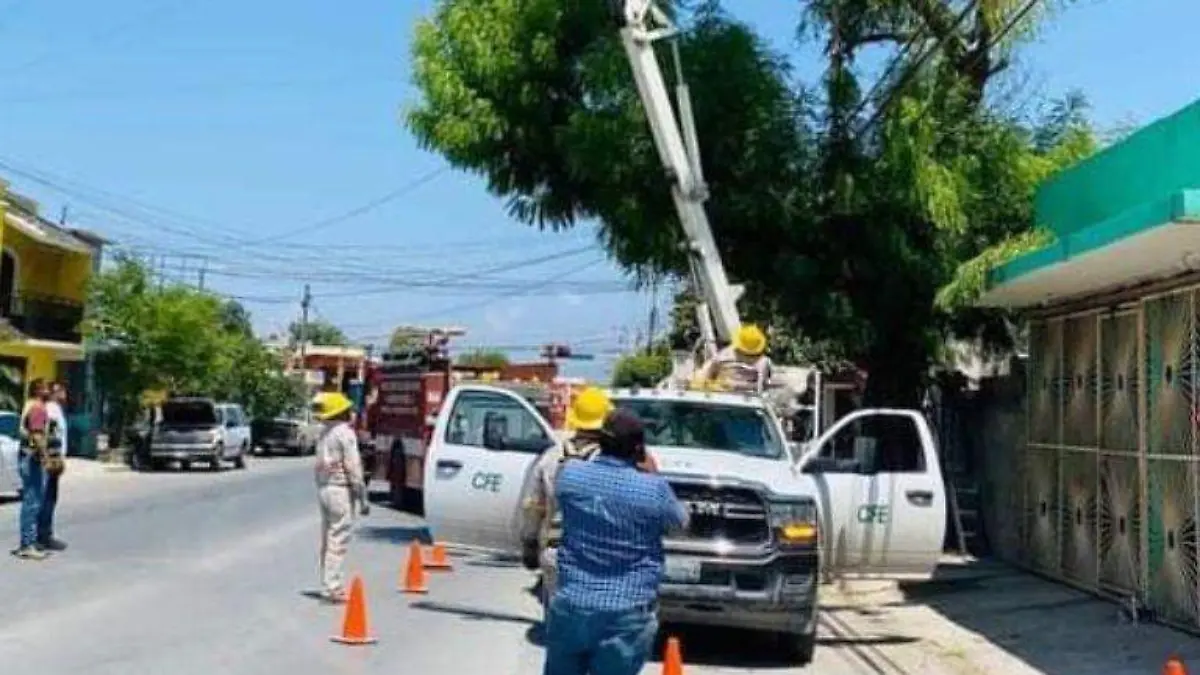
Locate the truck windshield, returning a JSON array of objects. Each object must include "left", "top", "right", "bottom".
[
  {"left": 161, "top": 401, "right": 218, "bottom": 426},
  {"left": 612, "top": 398, "right": 785, "bottom": 459}
]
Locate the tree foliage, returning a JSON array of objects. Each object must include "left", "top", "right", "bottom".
[
  {"left": 87, "top": 256, "right": 306, "bottom": 435},
  {"left": 288, "top": 319, "right": 347, "bottom": 346},
  {"left": 407, "top": 0, "right": 1098, "bottom": 404},
  {"left": 389, "top": 326, "right": 427, "bottom": 353},
  {"left": 456, "top": 349, "right": 510, "bottom": 369},
  {"left": 611, "top": 349, "right": 672, "bottom": 389}
]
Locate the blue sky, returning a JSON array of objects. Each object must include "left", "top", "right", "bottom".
[{"left": 0, "top": 0, "right": 1195, "bottom": 380}]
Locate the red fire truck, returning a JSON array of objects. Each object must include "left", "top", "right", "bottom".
[{"left": 363, "top": 340, "right": 573, "bottom": 515}]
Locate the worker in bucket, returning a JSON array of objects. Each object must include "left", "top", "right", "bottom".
[
  {"left": 521, "top": 386, "right": 613, "bottom": 606},
  {"left": 694, "top": 323, "right": 773, "bottom": 393},
  {"left": 311, "top": 391, "right": 369, "bottom": 604}
]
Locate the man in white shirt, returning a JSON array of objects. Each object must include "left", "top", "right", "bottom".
[{"left": 39, "top": 381, "right": 68, "bottom": 552}]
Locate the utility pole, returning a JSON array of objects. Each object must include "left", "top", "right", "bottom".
[
  {"left": 298, "top": 284, "right": 312, "bottom": 374},
  {"left": 58, "top": 204, "right": 69, "bottom": 226},
  {"left": 646, "top": 279, "right": 659, "bottom": 354},
  {"left": 197, "top": 257, "right": 207, "bottom": 291}
]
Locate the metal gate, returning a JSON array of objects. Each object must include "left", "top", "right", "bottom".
[{"left": 1020, "top": 287, "right": 1200, "bottom": 629}]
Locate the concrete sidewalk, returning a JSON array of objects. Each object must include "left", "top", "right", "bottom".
[
  {"left": 63, "top": 457, "right": 132, "bottom": 481},
  {"left": 824, "top": 557, "right": 1200, "bottom": 675}
]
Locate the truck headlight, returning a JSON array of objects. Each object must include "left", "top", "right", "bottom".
[{"left": 768, "top": 500, "right": 818, "bottom": 546}]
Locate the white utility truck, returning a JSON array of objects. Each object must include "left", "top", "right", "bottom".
[{"left": 420, "top": 0, "right": 949, "bottom": 665}]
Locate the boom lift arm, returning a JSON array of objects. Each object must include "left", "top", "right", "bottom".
[
  {"left": 611, "top": 0, "right": 743, "bottom": 356},
  {"left": 610, "top": 0, "right": 826, "bottom": 440}
]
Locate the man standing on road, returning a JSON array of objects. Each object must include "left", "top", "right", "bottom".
[
  {"left": 543, "top": 409, "right": 688, "bottom": 675},
  {"left": 12, "top": 380, "right": 52, "bottom": 560},
  {"left": 312, "top": 391, "right": 369, "bottom": 604},
  {"left": 38, "top": 381, "right": 69, "bottom": 552},
  {"left": 521, "top": 386, "right": 612, "bottom": 606}
]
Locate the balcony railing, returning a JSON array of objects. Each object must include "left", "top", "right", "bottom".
[{"left": 3, "top": 291, "right": 85, "bottom": 343}]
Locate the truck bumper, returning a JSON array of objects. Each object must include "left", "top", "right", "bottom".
[
  {"left": 657, "top": 550, "right": 819, "bottom": 635},
  {"left": 150, "top": 443, "right": 217, "bottom": 460}
]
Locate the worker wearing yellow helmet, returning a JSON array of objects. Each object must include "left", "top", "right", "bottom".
[
  {"left": 695, "top": 323, "right": 773, "bottom": 393},
  {"left": 520, "top": 385, "right": 612, "bottom": 606},
  {"left": 311, "top": 391, "right": 369, "bottom": 604}
]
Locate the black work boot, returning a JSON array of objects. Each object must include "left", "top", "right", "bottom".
[{"left": 40, "top": 538, "right": 67, "bottom": 552}]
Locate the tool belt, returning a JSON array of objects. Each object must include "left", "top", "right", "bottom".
[{"left": 24, "top": 430, "right": 65, "bottom": 477}]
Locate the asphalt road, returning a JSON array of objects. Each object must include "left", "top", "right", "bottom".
[{"left": 0, "top": 457, "right": 927, "bottom": 675}]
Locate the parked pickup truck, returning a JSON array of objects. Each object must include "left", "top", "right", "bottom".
[
  {"left": 252, "top": 410, "right": 320, "bottom": 457},
  {"left": 419, "top": 384, "right": 947, "bottom": 665}
]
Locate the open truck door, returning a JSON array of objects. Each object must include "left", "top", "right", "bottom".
[
  {"left": 798, "top": 409, "right": 945, "bottom": 580},
  {"left": 423, "top": 384, "right": 557, "bottom": 553}
]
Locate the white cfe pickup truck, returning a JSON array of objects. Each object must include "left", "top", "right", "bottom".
[{"left": 421, "top": 383, "right": 947, "bottom": 665}]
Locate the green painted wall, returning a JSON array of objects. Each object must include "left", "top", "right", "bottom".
[{"left": 1037, "top": 98, "right": 1200, "bottom": 238}]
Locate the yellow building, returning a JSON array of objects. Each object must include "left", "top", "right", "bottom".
[{"left": 0, "top": 182, "right": 102, "bottom": 414}]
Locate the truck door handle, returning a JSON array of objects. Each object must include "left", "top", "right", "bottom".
[
  {"left": 906, "top": 490, "right": 934, "bottom": 507},
  {"left": 435, "top": 460, "right": 463, "bottom": 479}
]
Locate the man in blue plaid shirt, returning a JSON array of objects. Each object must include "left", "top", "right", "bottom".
[{"left": 543, "top": 409, "right": 688, "bottom": 675}]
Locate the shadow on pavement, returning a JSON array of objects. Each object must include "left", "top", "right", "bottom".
[
  {"left": 646, "top": 624, "right": 916, "bottom": 670},
  {"left": 466, "top": 557, "right": 522, "bottom": 569},
  {"left": 410, "top": 599, "right": 539, "bottom": 627},
  {"left": 357, "top": 524, "right": 431, "bottom": 545},
  {"left": 411, "top": 595, "right": 911, "bottom": 669},
  {"left": 891, "top": 558, "right": 1200, "bottom": 675}
]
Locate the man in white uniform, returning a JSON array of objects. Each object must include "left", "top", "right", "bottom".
[
  {"left": 694, "top": 324, "right": 772, "bottom": 393},
  {"left": 312, "top": 391, "right": 369, "bottom": 604}
]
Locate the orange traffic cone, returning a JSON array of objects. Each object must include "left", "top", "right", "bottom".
[
  {"left": 425, "top": 541, "right": 453, "bottom": 571},
  {"left": 662, "top": 636, "right": 684, "bottom": 675},
  {"left": 1165, "top": 656, "right": 1189, "bottom": 675},
  {"left": 401, "top": 540, "right": 429, "bottom": 594},
  {"left": 330, "top": 576, "right": 377, "bottom": 645}
]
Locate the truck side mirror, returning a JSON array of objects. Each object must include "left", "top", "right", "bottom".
[{"left": 800, "top": 455, "right": 839, "bottom": 474}]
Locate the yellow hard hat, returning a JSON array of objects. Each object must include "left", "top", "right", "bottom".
[
  {"left": 565, "top": 386, "right": 612, "bottom": 431},
  {"left": 312, "top": 391, "right": 354, "bottom": 421},
  {"left": 732, "top": 324, "right": 767, "bottom": 356}
]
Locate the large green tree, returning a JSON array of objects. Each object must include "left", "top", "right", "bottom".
[
  {"left": 87, "top": 256, "right": 305, "bottom": 435},
  {"left": 407, "top": 0, "right": 1096, "bottom": 403}
]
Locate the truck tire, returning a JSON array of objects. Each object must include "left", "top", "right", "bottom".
[
  {"left": 777, "top": 630, "right": 816, "bottom": 666},
  {"left": 401, "top": 487, "right": 424, "bottom": 516}
]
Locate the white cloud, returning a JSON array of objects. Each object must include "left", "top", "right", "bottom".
[
  {"left": 558, "top": 292, "right": 584, "bottom": 307},
  {"left": 484, "top": 303, "right": 525, "bottom": 334}
]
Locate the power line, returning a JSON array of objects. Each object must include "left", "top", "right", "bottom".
[
  {"left": 0, "top": 72, "right": 406, "bottom": 104},
  {"left": 854, "top": 0, "right": 1042, "bottom": 139},
  {"left": 0, "top": 0, "right": 192, "bottom": 76},
  {"left": 189, "top": 245, "right": 606, "bottom": 287},
  {"left": 0, "top": 155, "right": 450, "bottom": 258},
  {"left": 854, "top": 0, "right": 982, "bottom": 137},
  {"left": 241, "top": 166, "right": 450, "bottom": 245},
  {"left": 348, "top": 259, "right": 608, "bottom": 342}
]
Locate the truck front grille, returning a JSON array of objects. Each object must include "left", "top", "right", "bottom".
[{"left": 668, "top": 482, "right": 770, "bottom": 545}]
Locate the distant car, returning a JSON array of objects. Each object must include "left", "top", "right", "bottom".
[
  {"left": 0, "top": 411, "right": 20, "bottom": 498},
  {"left": 148, "top": 398, "right": 251, "bottom": 471},
  {"left": 252, "top": 410, "right": 320, "bottom": 456}
]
